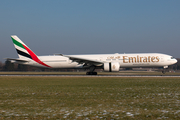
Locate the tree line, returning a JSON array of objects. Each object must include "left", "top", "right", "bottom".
[
  {"left": 0, "top": 59, "right": 180, "bottom": 71},
  {"left": 0, "top": 61, "right": 75, "bottom": 72}
]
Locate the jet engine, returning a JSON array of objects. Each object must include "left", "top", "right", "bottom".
[{"left": 103, "top": 62, "right": 120, "bottom": 72}]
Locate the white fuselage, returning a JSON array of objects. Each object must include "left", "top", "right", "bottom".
[
  {"left": 20, "top": 53, "right": 177, "bottom": 69},
  {"left": 9, "top": 35, "right": 177, "bottom": 74}
]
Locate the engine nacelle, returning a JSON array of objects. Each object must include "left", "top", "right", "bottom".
[{"left": 103, "top": 62, "right": 120, "bottom": 72}]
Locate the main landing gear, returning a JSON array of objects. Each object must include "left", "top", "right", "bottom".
[{"left": 86, "top": 66, "right": 97, "bottom": 75}]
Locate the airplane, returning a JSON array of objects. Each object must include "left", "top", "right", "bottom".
[{"left": 6, "top": 35, "right": 177, "bottom": 75}]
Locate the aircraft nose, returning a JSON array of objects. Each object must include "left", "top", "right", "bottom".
[
  {"left": 172, "top": 58, "right": 178, "bottom": 64},
  {"left": 174, "top": 59, "right": 178, "bottom": 64},
  {"left": 170, "top": 58, "right": 177, "bottom": 65}
]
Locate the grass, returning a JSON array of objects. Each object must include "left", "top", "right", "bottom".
[{"left": 0, "top": 76, "right": 180, "bottom": 119}]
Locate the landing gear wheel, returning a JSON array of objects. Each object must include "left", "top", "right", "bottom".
[
  {"left": 86, "top": 72, "right": 97, "bottom": 75},
  {"left": 162, "top": 70, "right": 166, "bottom": 74},
  {"left": 93, "top": 72, "right": 97, "bottom": 75}
]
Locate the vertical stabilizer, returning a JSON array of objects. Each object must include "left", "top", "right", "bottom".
[
  {"left": 11, "top": 35, "right": 51, "bottom": 68},
  {"left": 11, "top": 35, "right": 36, "bottom": 60}
]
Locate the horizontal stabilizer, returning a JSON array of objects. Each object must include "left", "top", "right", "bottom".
[{"left": 5, "top": 58, "right": 29, "bottom": 62}]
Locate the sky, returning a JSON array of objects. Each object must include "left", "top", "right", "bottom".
[{"left": 0, "top": 0, "right": 180, "bottom": 62}]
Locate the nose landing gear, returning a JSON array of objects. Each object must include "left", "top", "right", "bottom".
[
  {"left": 162, "top": 69, "right": 166, "bottom": 74},
  {"left": 162, "top": 66, "right": 168, "bottom": 74}
]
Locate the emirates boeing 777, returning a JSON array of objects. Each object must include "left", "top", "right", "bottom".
[{"left": 7, "top": 35, "right": 177, "bottom": 75}]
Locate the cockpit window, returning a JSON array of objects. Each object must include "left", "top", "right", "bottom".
[{"left": 171, "top": 57, "right": 175, "bottom": 59}]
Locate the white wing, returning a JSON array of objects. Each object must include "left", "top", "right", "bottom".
[{"left": 57, "top": 54, "right": 103, "bottom": 66}]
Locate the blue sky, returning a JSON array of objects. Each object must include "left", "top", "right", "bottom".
[{"left": 0, "top": 0, "right": 180, "bottom": 62}]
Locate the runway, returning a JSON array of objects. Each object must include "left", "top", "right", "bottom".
[{"left": 1, "top": 74, "right": 180, "bottom": 77}]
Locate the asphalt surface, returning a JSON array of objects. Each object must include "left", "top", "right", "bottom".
[{"left": 1, "top": 74, "right": 180, "bottom": 77}]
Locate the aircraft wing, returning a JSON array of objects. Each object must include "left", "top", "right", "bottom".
[
  {"left": 57, "top": 54, "right": 103, "bottom": 66},
  {"left": 5, "top": 58, "right": 29, "bottom": 62}
]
